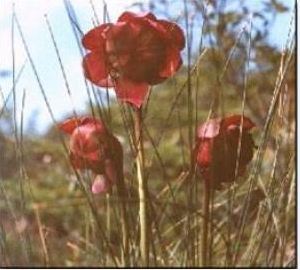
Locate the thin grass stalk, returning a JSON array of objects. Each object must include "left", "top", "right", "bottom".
[
  {"left": 33, "top": 204, "right": 50, "bottom": 266},
  {"left": 11, "top": 9, "right": 33, "bottom": 264},
  {"left": 115, "top": 173, "right": 130, "bottom": 266},
  {"left": 14, "top": 14, "right": 58, "bottom": 128},
  {"left": 114, "top": 102, "right": 143, "bottom": 266},
  {"left": 277, "top": 158, "right": 295, "bottom": 266},
  {"left": 153, "top": 49, "right": 207, "bottom": 156},
  {"left": 11, "top": 7, "right": 25, "bottom": 210},
  {"left": 249, "top": 206, "right": 274, "bottom": 266},
  {"left": 48, "top": 5, "right": 112, "bottom": 151},
  {"left": 63, "top": 0, "right": 108, "bottom": 122},
  {"left": 89, "top": 14, "right": 112, "bottom": 127},
  {"left": 201, "top": 178, "right": 211, "bottom": 266},
  {"left": 44, "top": 15, "right": 78, "bottom": 120},
  {"left": 0, "top": 222, "right": 10, "bottom": 266},
  {"left": 84, "top": 211, "right": 90, "bottom": 254},
  {"left": 208, "top": 188, "right": 215, "bottom": 265},
  {"left": 147, "top": 198, "right": 168, "bottom": 266},
  {"left": 19, "top": 88, "right": 35, "bottom": 263},
  {"left": 149, "top": 228, "right": 158, "bottom": 266},
  {"left": 134, "top": 107, "right": 149, "bottom": 266},
  {"left": 89, "top": 0, "right": 100, "bottom": 25},
  {"left": 234, "top": 46, "right": 285, "bottom": 265},
  {"left": 16, "top": 15, "right": 111, "bottom": 266},
  {"left": 183, "top": 0, "right": 196, "bottom": 265},
  {"left": 0, "top": 61, "right": 26, "bottom": 118},
  {"left": 0, "top": 180, "right": 32, "bottom": 260},
  {"left": 105, "top": 193, "right": 111, "bottom": 264},
  {"left": 194, "top": 6, "right": 207, "bottom": 264},
  {"left": 76, "top": 173, "right": 119, "bottom": 266},
  {"left": 15, "top": 10, "right": 120, "bottom": 266},
  {"left": 280, "top": 162, "right": 295, "bottom": 265},
  {"left": 243, "top": 159, "right": 277, "bottom": 262},
  {"left": 119, "top": 201, "right": 130, "bottom": 267},
  {"left": 225, "top": 17, "right": 253, "bottom": 266},
  {"left": 11, "top": 5, "right": 18, "bottom": 149},
  {"left": 195, "top": 2, "right": 207, "bottom": 136},
  {"left": 233, "top": 40, "right": 295, "bottom": 265},
  {"left": 244, "top": 141, "right": 283, "bottom": 264}
]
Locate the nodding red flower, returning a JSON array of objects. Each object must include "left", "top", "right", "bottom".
[
  {"left": 195, "top": 115, "right": 256, "bottom": 189},
  {"left": 59, "top": 117, "right": 123, "bottom": 194},
  {"left": 82, "top": 11, "right": 185, "bottom": 108}
]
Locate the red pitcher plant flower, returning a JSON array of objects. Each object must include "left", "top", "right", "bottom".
[
  {"left": 82, "top": 11, "right": 185, "bottom": 108},
  {"left": 59, "top": 116, "right": 123, "bottom": 194},
  {"left": 195, "top": 115, "right": 256, "bottom": 189}
]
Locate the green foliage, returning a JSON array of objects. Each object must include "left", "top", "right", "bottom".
[{"left": 0, "top": 0, "right": 295, "bottom": 267}]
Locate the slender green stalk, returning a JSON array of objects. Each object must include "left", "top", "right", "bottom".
[
  {"left": 106, "top": 192, "right": 111, "bottom": 265},
  {"left": 115, "top": 172, "right": 130, "bottom": 266},
  {"left": 201, "top": 178, "right": 211, "bottom": 266},
  {"left": 134, "top": 107, "right": 149, "bottom": 266}
]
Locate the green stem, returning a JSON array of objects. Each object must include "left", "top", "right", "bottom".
[
  {"left": 202, "top": 178, "right": 211, "bottom": 266},
  {"left": 116, "top": 173, "right": 130, "bottom": 266},
  {"left": 106, "top": 192, "right": 111, "bottom": 265},
  {"left": 134, "top": 107, "right": 149, "bottom": 266}
]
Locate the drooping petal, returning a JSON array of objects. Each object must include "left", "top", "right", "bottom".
[
  {"left": 82, "top": 23, "right": 112, "bottom": 50},
  {"left": 104, "top": 159, "right": 119, "bottom": 184},
  {"left": 91, "top": 175, "right": 111, "bottom": 194},
  {"left": 197, "top": 118, "right": 222, "bottom": 139},
  {"left": 222, "top": 115, "right": 255, "bottom": 131},
  {"left": 114, "top": 77, "right": 149, "bottom": 108},
  {"left": 70, "top": 152, "right": 84, "bottom": 169},
  {"left": 118, "top": 11, "right": 157, "bottom": 23},
  {"left": 239, "top": 133, "right": 255, "bottom": 166},
  {"left": 83, "top": 51, "right": 110, "bottom": 87},
  {"left": 59, "top": 118, "right": 82, "bottom": 134},
  {"left": 83, "top": 150, "right": 100, "bottom": 161},
  {"left": 196, "top": 139, "right": 213, "bottom": 167},
  {"left": 157, "top": 20, "right": 185, "bottom": 50},
  {"left": 159, "top": 48, "right": 182, "bottom": 78},
  {"left": 70, "top": 126, "right": 97, "bottom": 154}
]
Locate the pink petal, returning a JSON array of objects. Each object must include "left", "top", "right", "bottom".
[
  {"left": 80, "top": 116, "right": 102, "bottom": 126},
  {"left": 159, "top": 48, "right": 182, "bottom": 78},
  {"left": 83, "top": 150, "right": 100, "bottom": 162},
  {"left": 197, "top": 118, "right": 222, "bottom": 139},
  {"left": 114, "top": 77, "right": 149, "bottom": 108},
  {"left": 92, "top": 175, "right": 111, "bottom": 194},
  {"left": 118, "top": 12, "right": 157, "bottom": 23},
  {"left": 82, "top": 24, "right": 112, "bottom": 50},
  {"left": 82, "top": 51, "right": 111, "bottom": 87},
  {"left": 80, "top": 117, "right": 107, "bottom": 134},
  {"left": 222, "top": 115, "right": 255, "bottom": 131},
  {"left": 60, "top": 117, "right": 103, "bottom": 135}
]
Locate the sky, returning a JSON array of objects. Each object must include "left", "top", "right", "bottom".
[{"left": 0, "top": 0, "right": 295, "bottom": 134}]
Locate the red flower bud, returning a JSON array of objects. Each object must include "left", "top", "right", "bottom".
[
  {"left": 195, "top": 115, "right": 256, "bottom": 189},
  {"left": 59, "top": 117, "right": 123, "bottom": 194},
  {"left": 82, "top": 12, "right": 185, "bottom": 108}
]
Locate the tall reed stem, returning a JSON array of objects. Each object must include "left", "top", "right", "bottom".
[
  {"left": 134, "top": 107, "right": 149, "bottom": 266},
  {"left": 202, "top": 178, "right": 211, "bottom": 266},
  {"left": 116, "top": 170, "right": 130, "bottom": 266},
  {"left": 106, "top": 192, "right": 111, "bottom": 265}
]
